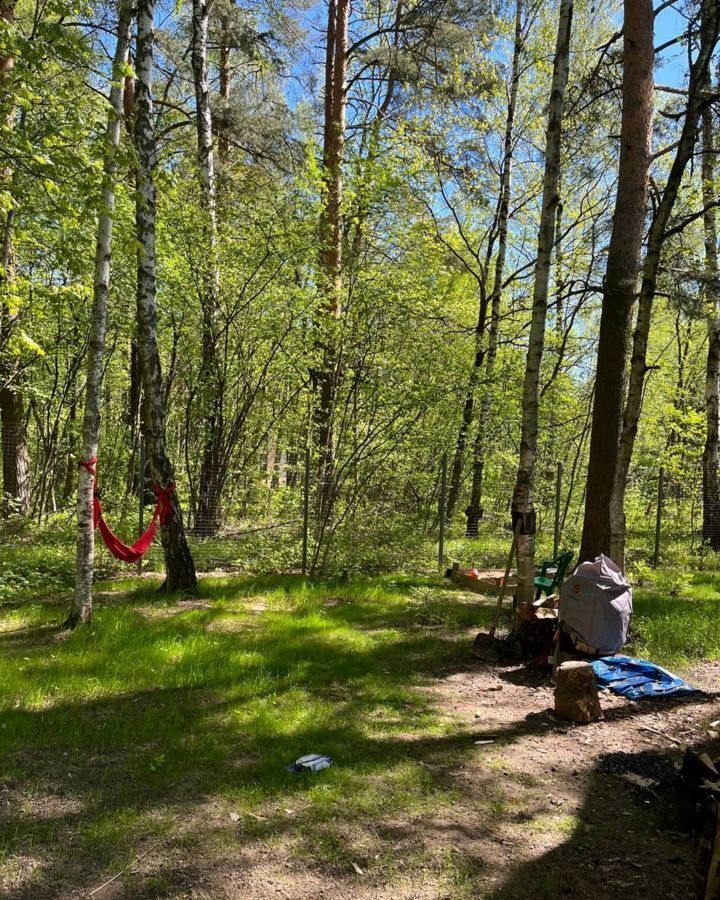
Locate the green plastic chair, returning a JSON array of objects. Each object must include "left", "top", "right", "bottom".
[{"left": 534, "top": 550, "right": 573, "bottom": 601}]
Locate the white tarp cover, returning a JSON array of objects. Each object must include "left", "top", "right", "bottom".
[{"left": 559, "top": 554, "right": 632, "bottom": 653}]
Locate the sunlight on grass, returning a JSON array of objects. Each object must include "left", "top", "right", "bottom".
[
  {"left": 0, "top": 573, "right": 490, "bottom": 897},
  {"left": 2, "top": 551, "right": 720, "bottom": 895}
]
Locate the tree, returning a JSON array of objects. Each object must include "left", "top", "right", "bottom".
[
  {"left": 0, "top": 0, "right": 29, "bottom": 518},
  {"left": 135, "top": 0, "right": 197, "bottom": 590},
  {"left": 610, "top": 0, "right": 720, "bottom": 565},
  {"left": 190, "top": 0, "right": 223, "bottom": 536},
  {"left": 579, "top": 0, "right": 654, "bottom": 563},
  {"left": 511, "top": 0, "right": 573, "bottom": 605},
  {"left": 314, "top": 0, "right": 350, "bottom": 523},
  {"left": 702, "top": 76, "right": 720, "bottom": 550},
  {"left": 465, "top": 0, "right": 524, "bottom": 537},
  {"left": 70, "top": 0, "right": 134, "bottom": 627}
]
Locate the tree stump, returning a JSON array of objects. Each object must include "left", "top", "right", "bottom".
[{"left": 554, "top": 661, "right": 602, "bottom": 723}]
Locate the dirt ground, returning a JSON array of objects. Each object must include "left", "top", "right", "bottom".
[{"left": 88, "top": 656, "right": 720, "bottom": 900}]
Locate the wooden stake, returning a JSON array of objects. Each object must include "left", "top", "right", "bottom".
[{"left": 489, "top": 519, "right": 521, "bottom": 638}]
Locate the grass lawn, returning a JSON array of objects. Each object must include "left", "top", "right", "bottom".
[
  {"left": 0, "top": 574, "right": 498, "bottom": 898},
  {"left": 2, "top": 553, "right": 720, "bottom": 898}
]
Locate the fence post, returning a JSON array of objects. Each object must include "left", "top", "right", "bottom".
[
  {"left": 553, "top": 461, "right": 563, "bottom": 559},
  {"left": 301, "top": 444, "right": 310, "bottom": 577},
  {"left": 653, "top": 466, "right": 664, "bottom": 567},
  {"left": 137, "top": 436, "right": 145, "bottom": 576},
  {"left": 438, "top": 451, "right": 447, "bottom": 571}
]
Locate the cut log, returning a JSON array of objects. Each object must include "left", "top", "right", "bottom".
[{"left": 554, "top": 660, "right": 602, "bottom": 723}]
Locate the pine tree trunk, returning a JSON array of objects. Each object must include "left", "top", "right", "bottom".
[
  {"left": 466, "top": 0, "right": 524, "bottom": 538},
  {"left": 314, "top": 0, "right": 349, "bottom": 521},
  {"left": 190, "top": 0, "right": 224, "bottom": 537},
  {"left": 512, "top": 0, "right": 572, "bottom": 605},
  {"left": 610, "top": 0, "right": 720, "bottom": 566},
  {"left": 69, "top": 1, "right": 133, "bottom": 627},
  {"left": 579, "top": 0, "right": 654, "bottom": 563},
  {"left": 702, "top": 83, "right": 720, "bottom": 550},
  {"left": 134, "top": 0, "right": 196, "bottom": 591}
]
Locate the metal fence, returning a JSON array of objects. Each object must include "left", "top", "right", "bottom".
[{"left": 0, "top": 421, "right": 716, "bottom": 575}]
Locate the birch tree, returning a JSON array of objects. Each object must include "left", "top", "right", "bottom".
[
  {"left": 69, "top": 0, "right": 134, "bottom": 627},
  {"left": 135, "top": 0, "right": 197, "bottom": 590},
  {"left": 511, "top": 0, "right": 572, "bottom": 605},
  {"left": 579, "top": 0, "right": 654, "bottom": 563},
  {"left": 190, "top": 0, "right": 224, "bottom": 536}
]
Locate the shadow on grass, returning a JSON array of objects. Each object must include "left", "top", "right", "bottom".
[
  {"left": 0, "top": 576, "right": 500, "bottom": 897},
  {"left": 0, "top": 574, "right": 717, "bottom": 898}
]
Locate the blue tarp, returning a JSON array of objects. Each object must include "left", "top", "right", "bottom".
[{"left": 591, "top": 655, "right": 701, "bottom": 700}]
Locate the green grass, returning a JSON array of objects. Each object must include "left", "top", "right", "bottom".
[
  {"left": 0, "top": 573, "right": 501, "bottom": 897},
  {"left": 3, "top": 518, "right": 720, "bottom": 895},
  {"left": 629, "top": 566, "right": 720, "bottom": 666}
]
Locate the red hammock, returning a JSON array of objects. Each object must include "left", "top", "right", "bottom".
[{"left": 78, "top": 458, "right": 174, "bottom": 564}]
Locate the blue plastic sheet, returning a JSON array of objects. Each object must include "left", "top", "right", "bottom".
[{"left": 591, "top": 655, "right": 701, "bottom": 700}]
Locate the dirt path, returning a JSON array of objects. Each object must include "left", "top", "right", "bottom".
[
  {"left": 419, "top": 655, "right": 720, "bottom": 899},
  {"left": 171, "top": 654, "right": 720, "bottom": 900}
]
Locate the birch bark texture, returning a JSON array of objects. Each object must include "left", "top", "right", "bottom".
[
  {"left": 579, "top": 0, "right": 654, "bottom": 563},
  {"left": 466, "top": 0, "right": 524, "bottom": 538},
  {"left": 135, "top": 0, "right": 197, "bottom": 591},
  {"left": 702, "top": 77, "right": 720, "bottom": 550},
  {"left": 512, "top": 0, "right": 573, "bottom": 605},
  {"left": 190, "top": 0, "right": 224, "bottom": 537},
  {"left": 609, "top": 0, "right": 720, "bottom": 566},
  {"left": 71, "top": 0, "right": 134, "bottom": 626}
]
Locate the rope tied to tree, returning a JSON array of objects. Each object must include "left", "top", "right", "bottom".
[{"left": 78, "top": 457, "right": 175, "bottom": 563}]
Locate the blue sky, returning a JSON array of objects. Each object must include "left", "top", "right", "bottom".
[{"left": 654, "top": 1, "right": 691, "bottom": 88}]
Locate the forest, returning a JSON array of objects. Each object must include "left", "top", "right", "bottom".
[{"left": 3, "top": 0, "right": 720, "bottom": 897}]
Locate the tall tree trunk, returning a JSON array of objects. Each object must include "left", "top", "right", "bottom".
[
  {"left": 445, "top": 287, "right": 489, "bottom": 523},
  {"left": 218, "top": 7, "right": 232, "bottom": 163},
  {"left": 579, "top": 0, "right": 654, "bottom": 563},
  {"left": 702, "top": 79, "right": 720, "bottom": 550},
  {"left": 190, "top": 0, "right": 224, "bottom": 537},
  {"left": 314, "top": 0, "right": 349, "bottom": 520},
  {"left": 466, "top": 0, "right": 524, "bottom": 538},
  {"left": 0, "top": 386, "right": 28, "bottom": 515},
  {"left": 610, "top": 0, "right": 720, "bottom": 566},
  {"left": 512, "top": 0, "right": 572, "bottom": 605},
  {"left": 68, "top": 1, "right": 134, "bottom": 627},
  {"left": 134, "top": 0, "right": 196, "bottom": 590},
  {"left": 0, "top": 0, "right": 29, "bottom": 518}
]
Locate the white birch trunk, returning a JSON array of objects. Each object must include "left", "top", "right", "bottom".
[
  {"left": 190, "top": 0, "right": 225, "bottom": 537},
  {"left": 512, "top": 0, "right": 573, "bottom": 605},
  {"left": 70, "top": 2, "right": 133, "bottom": 626}
]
